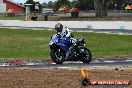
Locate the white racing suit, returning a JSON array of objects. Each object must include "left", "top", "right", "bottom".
[{"left": 57, "top": 26, "right": 76, "bottom": 60}]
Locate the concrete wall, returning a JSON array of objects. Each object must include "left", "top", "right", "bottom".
[{"left": 0, "top": 20, "right": 132, "bottom": 30}]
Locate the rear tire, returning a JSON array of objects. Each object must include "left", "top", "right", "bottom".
[
  {"left": 80, "top": 47, "right": 92, "bottom": 63},
  {"left": 50, "top": 49, "right": 65, "bottom": 64}
]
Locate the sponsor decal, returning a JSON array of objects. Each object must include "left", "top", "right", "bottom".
[{"left": 80, "top": 67, "right": 131, "bottom": 86}]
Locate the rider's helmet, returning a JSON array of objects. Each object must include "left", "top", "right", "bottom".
[{"left": 55, "top": 23, "right": 63, "bottom": 33}]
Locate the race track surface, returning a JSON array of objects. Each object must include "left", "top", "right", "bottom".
[{"left": 0, "top": 58, "right": 132, "bottom": 68}]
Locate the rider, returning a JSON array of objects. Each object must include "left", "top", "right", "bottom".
[{"left": 55, "top": 23, "right": 76, "bottom": 60}]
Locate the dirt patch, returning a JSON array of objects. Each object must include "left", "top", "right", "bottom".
[{"left": 0, "top": 67, "right": 131, "bottom": 88}]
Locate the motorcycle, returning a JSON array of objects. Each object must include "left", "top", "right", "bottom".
[{"left": 49, "top": 34, "right": 92, "bottom": 64}]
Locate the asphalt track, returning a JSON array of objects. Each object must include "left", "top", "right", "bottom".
[
  {"left": 0, "top": 60, "right": 132, "bottom": 68},
  {"left": 23, "top": 61, "right": 132, "bottom": 68}
]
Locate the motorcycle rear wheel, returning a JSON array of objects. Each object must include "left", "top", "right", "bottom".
[{"left": 80, "top": 47, "right": 92, "bottom": 63}]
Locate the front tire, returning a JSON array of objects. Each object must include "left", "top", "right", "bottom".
[
  {"left": 80, "top": 47, "right": 92, "bottom": 63},
  {"left": 50, "top": 48, "right": 65, "bottom": 64}
]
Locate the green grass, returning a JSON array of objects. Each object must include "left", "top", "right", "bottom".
[
  {"left": 0, "top": 28, "right": 132, "bottom": 60},
  {"left": 73, "top": 32, "right": 132, "bottom": 58},
  {"left": 0, "top": 16, "right": 25, "bottom": 20}
]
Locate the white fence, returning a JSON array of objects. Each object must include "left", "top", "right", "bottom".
[{"left": 0, "top": 20, "right": 132, "bottom": 30}]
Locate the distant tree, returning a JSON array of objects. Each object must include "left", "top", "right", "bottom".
[
  {"left": 25, "top": 0, "right": 42, "bottom": 12},
  {"left": 94, "top": 0, "right": 112, "bottom": 17},
  {"left": 19, "top": 3, "right": 23, "bottom": 5},
  {"left": 54, "top": 0, "right": 70, "bottom": 10},
  {"left": 94, "top": 0, "right": 132, "bottom": 17},
  {"left": 75, "top": 0, "right": 94, "bottom": 11},
  {"left": 109, "top": 0, "right": 131, "bottom": 10},
  {"left": 34, "top": 2, "right": 42, "bottom": 12},
  {"left": 25, "top": 0, "right": 35, "bottom": 12},
  {"left": 47, "top": 1, "right": 54, "bottom": 8},
  {"left": 25, "top": 0, "right": 34, "bottom": 4}
]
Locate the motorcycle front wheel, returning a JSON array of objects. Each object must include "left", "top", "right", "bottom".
[{"left": 50, "top": 48, "right": 65, "bottom": 64}]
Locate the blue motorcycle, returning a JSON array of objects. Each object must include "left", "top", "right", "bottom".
[{"left": 49, "top": 34, "right": 92, "bottom": 64}]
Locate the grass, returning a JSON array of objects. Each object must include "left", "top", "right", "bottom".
[
  {"left": 0, "top": 28, "right": 132, "bottom": 60},
  {"left": 0, "top": 16, "right": 25, "bottom": 20}
]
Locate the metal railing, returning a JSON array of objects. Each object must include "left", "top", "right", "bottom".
[
  {"left": 36, "top": 10, "right": 132, "bottom": 21},
  {"left": 1, "top": 10, "right": 132, "bottom": 21}
]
